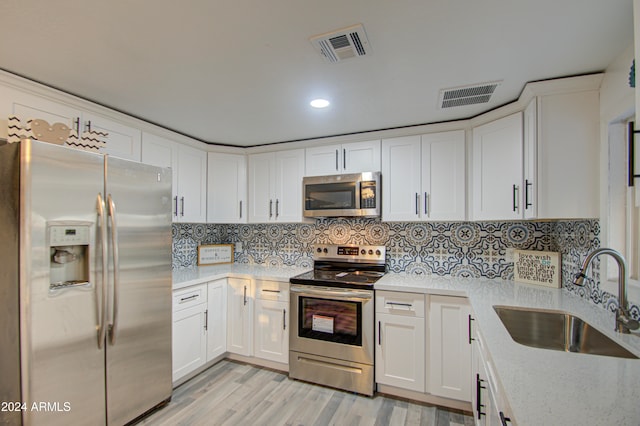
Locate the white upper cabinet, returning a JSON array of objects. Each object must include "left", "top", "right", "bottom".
[
  {"left": 83, "top": 112, "right": 142, "bottom": 162},
  {"left": 10, "top": 90, "right": 82, "bottom": 131},
  {"left": 6, "top": 90, "right": 141, "bottom": 161},
  {"left": 382, "top": 131, "right": 466, "bottom": 222},
  {"left": 525, "top": 90, "right": 599, "bottom": 219},
  {"left": 207, "top": 152, "right": 247, "bottom": 223},
  {"left": 471, "top": 112, "right": 524, "bottom": 221},
  {"left": 421, "top": 131, "right": 466, "bottom": 221},
  {"left": 142, "top": 133, "right": 207, "bottom": 223},
  {"left": 382, "top": 135, "right": 422, "bottom": 221},
  {"left": 248, "top": 149, "right": 305, "bottom": 223},
  {"left": 305, "top": 140, "right": 380, "bottom": 176}
]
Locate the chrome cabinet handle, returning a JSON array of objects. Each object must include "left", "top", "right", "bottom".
[
  {"left": 335, "top": 149, "right": 339, "bottom": 171},
  {"left": 239, "top": 200, "right": 243, "bottom": 219},
  {"left": 424, "top": 192, "right": 429, "bottom": 216},
  {"left": 415, "top": 193, "right": 419, "bottom": 215},
  {"left": 107, "top": 194, "right": 120, "bottom": 346},
  {"left": 96, "top": 193, "right": 108, "bottom": 349},
  {"left": 269, "top": 200, "right": 273, "bottom": 218},
  {"left": 180, "top": 196, "right": 185, "bottom": 217},
  {"left": 243, "top": 285, "right": 247, "bottom": 306},
  {"left": 85, "top": 120, "right": 92, "bottom": 133},
  {"left": 204, "top": 309, "right": 208, "bottom": 331},
  {"left": 262, "top": 289, "right": 281, "bottom": 293},
  {"left": 173, "top": 196, "right": 178, "bottom": 217},
  {"left": 378, "top": 321, "right": 381, "bottom": 345},
  {"left": 468, "top": 315, "right": 475, "bottom": 344},
  {"left": 74, "top": 117, "right": 81, "bottom": 133},
  {"left": 180, "top": 294, "right": 198, "bottom": 303},
  {"left": 343, "top": 148, "right": 346, "bottom": 170},
  {"left": 512, "top": 184, "right": 519, "bottom": 213},
  {"left": 276, "top": 199, "right": 279, "bottom": 218}
]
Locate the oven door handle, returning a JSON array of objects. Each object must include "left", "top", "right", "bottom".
[{"left": 290, "top": 285, "right": 373, "bottom": 301}]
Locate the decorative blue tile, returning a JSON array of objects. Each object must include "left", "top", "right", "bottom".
[{"left": 171, "top": 218, "right": 638, "bottom": 320}]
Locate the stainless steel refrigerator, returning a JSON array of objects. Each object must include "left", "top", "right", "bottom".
[{"left": 0, "top": 139, "right": 173, "bottom": 425}]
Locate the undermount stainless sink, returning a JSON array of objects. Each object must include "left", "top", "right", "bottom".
[{"left": 493, "top": 305, "right": 639, "bottom": 359}]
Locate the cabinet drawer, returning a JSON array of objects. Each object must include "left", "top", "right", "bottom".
[
  {"left": 255, "top": 280, "right": 289, "bottom": 302},
  {"left": 173, "top": 284, "right": 207, "bottom": 312},
  {"left": 376, "top": 291, "right": 425, "bottom": 317}
]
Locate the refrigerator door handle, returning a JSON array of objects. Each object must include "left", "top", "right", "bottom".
[
  {"left": 107, "top": 194, "right": 120, "bottom": 345},
  {"left": 97, "top": 193, "right": 108, "bottom": 349}
]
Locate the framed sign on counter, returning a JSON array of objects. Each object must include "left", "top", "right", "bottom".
[{"left": 197, "top": 244, "right": 234, "bottom": 266}]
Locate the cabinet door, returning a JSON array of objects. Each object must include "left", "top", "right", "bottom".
[
  {"left": 375, "top": 312, "right": 426, "bottom": 392},
  {"left": 207, "top": 152, "right": 247, "bottom": 223},
  {"left": 421, "top": 131, "right": 466, "bottom": 221},
  {"left": 207, "top": 279, "right": 228, "bottom": 361},
  {"left": 254, "top": 299, "right": 288, "bottom": 363},
  {"left": 176, "top": 145, "right": 207, "bottom": 223},
  {"left": 227, "top": 278, "right": 253, "bottom": 356},
  {"left": 11, "top": 91, "right": 82, "bottom": 131},
  {"left": 172, "top": 303, "right": 207, "bottom": 383},
  {"left": 84, "top": 113, "right": 142, "bottom": 162},
  {"left": 343, "top": 140, "right": 381, "bottom": 173},
  {"left": 248, "top": 152, "right": 275, "bottom": 222},
  {"left": 523, "top": 99, "right": 537, "bottom": 219},
  {"left": 472, "top": 112, "right": 523, "bottom": 220},
  {"left": 428, "top": 295, "right": 472, "bottom": 401},
  {"left": 274, "top": 149, "right": 305, "bottom": 222},
  {"left": 305, "top": 144, "right": 341, "bottom": 176},
  {"left": 381, "top": 136, "right": 422, "bottom": 221},
  {"left": 141, "top": 133, "right": 179, "bottom": 220}
]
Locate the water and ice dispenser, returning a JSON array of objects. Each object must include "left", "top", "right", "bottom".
[{"left": 48, "top": 223, "right": 91, "bottom": 292}]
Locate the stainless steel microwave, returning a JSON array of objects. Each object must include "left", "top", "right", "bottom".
[{"left": 303, "top": 172, "right": 381, "bottom": 218}]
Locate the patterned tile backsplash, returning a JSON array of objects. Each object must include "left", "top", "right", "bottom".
[{"left": 172, "top": 218, "right": 639, "bottom": 319}]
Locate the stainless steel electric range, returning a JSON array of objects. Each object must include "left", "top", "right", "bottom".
[{"left": 288, "top": 244, "right": 386, "bottom": 396}]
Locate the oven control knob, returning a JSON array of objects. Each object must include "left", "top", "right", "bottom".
[
  {"left": 376, "top": 250, "right": 381, "bottom": 256},
  {"left": 361, "top": 249, "right": 366, "bottom": 255},
  {"left": 317, "top": 247, "right": 322, "bottom": 253},
  {"left": 323, "top": 248, "right": 328, "bottom": 254},
  {"left": 368, "top": 249, "right": 373, "bottom": 255}
]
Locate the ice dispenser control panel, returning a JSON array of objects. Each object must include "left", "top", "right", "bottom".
[{"left": 48, "top": 223, "right": 91, "bottom": 292}]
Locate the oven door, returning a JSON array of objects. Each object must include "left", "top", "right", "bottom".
[{"left": 290, "top": 284, "right": 374, "bottom": 365}]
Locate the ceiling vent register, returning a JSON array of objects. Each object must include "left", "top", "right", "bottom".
[
  {"left": 438, "top": 81, "right": 501, "bottom": 108},
  {"left": 310, "top": 24, "right": 370, "bottom": 63}
]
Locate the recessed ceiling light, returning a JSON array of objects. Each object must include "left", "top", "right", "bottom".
[{"left": 310, "top": 99, "right": 330, "bottom": 108}]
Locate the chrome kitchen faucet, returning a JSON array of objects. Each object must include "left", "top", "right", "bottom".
[{"left": 573, "top": 248, "right": 639, "bottom": 333}]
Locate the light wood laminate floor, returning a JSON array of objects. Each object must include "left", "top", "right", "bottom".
[{"left": 139, "top": 360, "right": 474, "bottom": 426}]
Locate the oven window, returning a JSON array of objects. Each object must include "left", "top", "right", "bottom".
[
  {"left": 305, "top": 182, "right": 356, "bottom": 210},
  {"left": 298, "top": 296, "right": 362, "bottom": 346}
]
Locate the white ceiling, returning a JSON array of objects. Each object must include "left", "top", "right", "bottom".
[{"left": 0, "top": 0, "right": 634, "bottom": 147}]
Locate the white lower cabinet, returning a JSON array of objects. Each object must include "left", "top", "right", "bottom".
[
  {"left": 471, "top": 315, "right": 513, "bottom": 426},
  {"left": 428, "top": 295, "right": 472, "bottom": 402},
  {"left": 227, "top": 277, "right": 253, "bottom": 356},
  {"left": 375, "top": 291, "right": 426, "bottom": 392},
  {"left": 253, "top": 280, "right": 289, "bottom": 364},
  {"left": 172, "top": 285, "right": 208, "bottom": 383},
  {"left": 206, "top": 279, "right": 228, "bottom": 361}
]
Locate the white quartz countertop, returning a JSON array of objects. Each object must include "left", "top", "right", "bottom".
[
  {"left": 376, "top": 273, "right": 640, "bottom": 426},
  {"left": 172, "top": 264, "right": 310, "bottom": 290}
]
